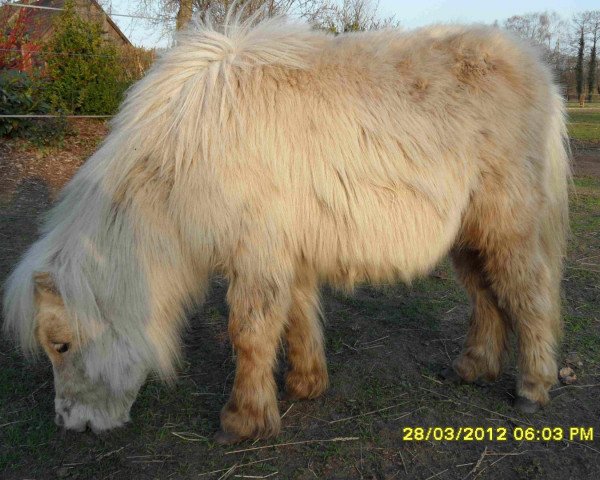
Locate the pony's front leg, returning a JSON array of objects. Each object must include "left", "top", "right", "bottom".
[
  {"left": 216, "top": 273, "right": 292, "bottom": 444},
  {"left": 284, "top": 270, "right": 328, "bottom": 400}
]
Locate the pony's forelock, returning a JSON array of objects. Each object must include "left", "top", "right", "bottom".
[{"left": 3, "top": 244, "right": 40, "bottom": 356}]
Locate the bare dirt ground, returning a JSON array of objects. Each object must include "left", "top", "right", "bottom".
[
  {"left": 571, "top": 140, "right": 600, "bottom": 178},
  {"left": 1, "top": 120, "right": 599, "bottom": 479}
]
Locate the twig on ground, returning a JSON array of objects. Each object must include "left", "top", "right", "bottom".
[
  {"left": 217, "top": 463, "right": 238, "bottom": 480},
  {"left": 418, "top": 387, "right": 533, "bottom": 426},
  {"left": 0, "top": 419, "right": 29, "bottom": 428},
  {"left": 357, "top": 344, "right": 385, "bottom": 350},
  {"left": 551, "top": 383, "right": 600, "bottom": 391},
  {"left": 127, "top": 454, "right": 173, "bottom": 459},
  {"left": 234, "top": 472, "right": 278, "bottom": 479},
  {"left": 389, "top": 407, "right": 423, "bottom": 421},
  {"left": 198, "top": 457, "right": 277, "bottom": 477},
  {"left": 361, "top": 335, "right": 390, "bottom": 345},
  {"left": 463, "top": 447, "right": 487, "bottom": 479},
  {"left": 96, "top": 447, "right": 125, "bottom": 461},
  {"left": 398, "top": 450, "right": 408, "bottom": 475},
  {"left": 171, "top": 431, "right": 206, "bottom": 442},
  {"left": 281, "top": 403, "right": 295, "bottom": 419},
  {"left": 472, "top": 446, "right": 528, "bottom": 479},
  {"left": 424, "top": 468, "right": 448, "bottom": 480},
  {"left": 568, "top": 440, "right": 600, "bottom": 455},
  {"left": 225, "top": 437, "right": 360, "bottom": 455},
  {"left": 329, "top": 397, "right": 408, "bottom": 424},
  {"left": 421, "top": 374, "right": 443, "bottom": 385}
]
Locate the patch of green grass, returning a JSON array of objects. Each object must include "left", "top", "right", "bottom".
[
  {"left": 0, "top": 413, "right": 56, "bottom": 472},
  {"left": 570, "top": 180, "right": 600, "bottom": 236},
  {"left": 567, "top": 110, "right": 600, "bottom": 141},
  {"left": 568, "top": 111, "right": 600, "bottom": 123},
  {"left": 573, "top": 176, "right": 600, "bottom": 190},
  {"left": 564, "top": 314, "right": 600, "bottom": 358},
  {"left": 566, "top": 102, "right": 600, "bottom": 109},
  {"left": 563, "top": 178, "right": 600, "bottom": 365}
]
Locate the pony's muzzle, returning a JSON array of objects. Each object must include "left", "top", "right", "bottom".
[{"left": 55, "top": 411, "right": 89, "bottom": 432}]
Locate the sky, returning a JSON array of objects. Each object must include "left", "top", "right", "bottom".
[
  {"left": 378, "top": 0, "right": 592, "bottom": 28},
  {"left": 105, "top": 0, "right": 598, "bottom": 48}
]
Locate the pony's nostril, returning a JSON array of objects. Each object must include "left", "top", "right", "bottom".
[{"left": 55, "top": 413, "right": 65, "bottom": 427}]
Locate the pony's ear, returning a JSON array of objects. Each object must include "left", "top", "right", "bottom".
[{"left": 33, "top": 272, "right": 58, "bottom": 295}]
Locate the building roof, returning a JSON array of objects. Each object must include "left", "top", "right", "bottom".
[{"left": 2, "top": 0, "right": 132, "bottom": 46}]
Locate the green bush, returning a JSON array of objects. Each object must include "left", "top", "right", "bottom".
[
  {"left": 0, "top": 71, "right": 70, "bottom": 145},
  {"left": 43, "top": 0, "right": 128, "bottom": 115},
  {"left": 0, "top": 70, "right": 51, "bottom": 136}
]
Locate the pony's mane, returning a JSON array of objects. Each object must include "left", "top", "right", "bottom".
[
  {"left": 109, "top": 12, "right": 321, "bottom": 179},
  {"left": 2, "top": 13, "right": 323, "bottom": 370}
]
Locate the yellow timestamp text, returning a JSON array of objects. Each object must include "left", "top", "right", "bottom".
[{"left": 402, "top": 426, "right": 594, "bottom": 442}]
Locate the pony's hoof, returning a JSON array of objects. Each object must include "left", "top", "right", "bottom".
[
  {"left": 440, "top": 367, "right": 464, "bottom": 384},
  {"left": 214, "top": 429, "right": 245, "bottom": 445},
  {"left": 514, "top": 396, "right": 541, "bottom": 414}
]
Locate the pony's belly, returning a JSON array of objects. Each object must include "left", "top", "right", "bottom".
[{"left": 309, "top": 199, "right": 463, "bottom": 287}]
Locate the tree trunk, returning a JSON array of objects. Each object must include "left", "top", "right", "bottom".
[
  {"left": 576, "top": 27, "right": 586, "bottom": 100},
  {"left": 176, "top": 0, "right": 194, "bottom": 30},
  {"left": 588, "top": 39, "right": 597, "bottom": 102}
]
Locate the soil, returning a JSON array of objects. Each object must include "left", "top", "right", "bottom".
[
  {"left": 571, "top": 140, "right": 600, "bottom": 178},
  {"left": 1, "top": 120, "right": 599, "bottom": 480}
]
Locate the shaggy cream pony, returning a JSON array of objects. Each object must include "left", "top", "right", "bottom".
[{"left": 3, "top": 13, "right": 570, "bottom": 443}]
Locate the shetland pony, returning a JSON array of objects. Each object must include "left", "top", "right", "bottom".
[{"left": 3, "top": 14, "right": 570, "bottom": 443}]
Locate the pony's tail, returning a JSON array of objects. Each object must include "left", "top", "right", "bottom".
[{"left": 541, "top": 89, "right": 571, "bottom": 336}]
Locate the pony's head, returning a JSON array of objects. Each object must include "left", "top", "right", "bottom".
[
  {"left": 5, "top": 265, "right": 149, "bottom": 433},
  {"left": 34, "top": 272, "right": 148, "bottom": 433}
]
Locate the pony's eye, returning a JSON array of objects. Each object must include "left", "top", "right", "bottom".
[{"left": 53, "top": 343, "right": 70, "bottom": 354}]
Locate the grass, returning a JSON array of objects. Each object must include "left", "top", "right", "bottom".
[
  {"left": 563, "top": 174, "right": 600, "bottom": 359},
  {"left": 567, "top": 106, "right": 600, "bottom": 142}
]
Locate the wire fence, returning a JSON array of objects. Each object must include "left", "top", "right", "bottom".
[
  {"left": 0, "top": 46, "right": 132, "bottom": 58},
  {"left": 0, "top": 114, "right": 112, "bottom": 118}
]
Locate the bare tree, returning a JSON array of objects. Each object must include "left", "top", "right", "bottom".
[
  {"left": 505, "top": 12, "right": 553, "bottom": 46},
  {"left": 587, "top": 11, "right": 600, "bottom": 101},
  {"left": 125, "top": 0, "right": 395, "bottom": 45},
  {"left": 503, "top": 12, "right": 568, "bottom": 70},
  {"left": 307, "top": 0, "right": 397, "bottom": 33},
  {"left": 572, "top": 12, "right": 592, "bottom": 102},
  {"left": 176, "top": 0, "right": 194, "bottom": 29},
  {"left": 129, "top": 0, "right": 322, "bottom": 30}
]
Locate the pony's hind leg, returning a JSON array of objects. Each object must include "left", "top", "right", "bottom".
[
  {"left": 216, "top": 269, "right": 293, "bottom": 444},
  {"left": 452, "top": 140, "right": 564, "bottom": 413},
  {"left": 448, "top": 247, "right": 509, "bottom": 383},
  {"left": 484, "top": 236, "right": 560, "bottom": 412},
  {"left": 284, "top": 270, "right": 329, "bottom": 400}
]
